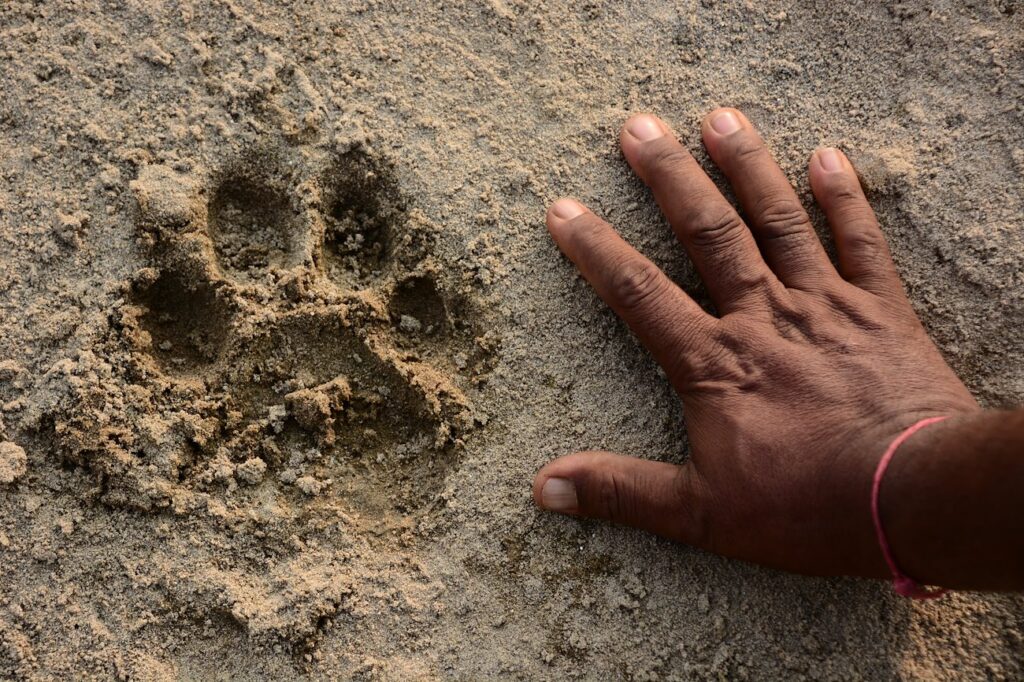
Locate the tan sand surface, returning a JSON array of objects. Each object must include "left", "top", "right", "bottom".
[{"left": 1, "top": 1, "right": 1023, "bottom": 678}]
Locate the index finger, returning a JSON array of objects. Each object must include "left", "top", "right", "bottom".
[{"left": 547, "top": 198, "right": 715, "bottom": 383}]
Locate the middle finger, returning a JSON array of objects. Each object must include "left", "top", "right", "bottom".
[
  {"left": 619, "top": 113, "right": 779, "bottom": 315},
  {"left": 701, "top": 108, "right": 836, "bottom": 291}
]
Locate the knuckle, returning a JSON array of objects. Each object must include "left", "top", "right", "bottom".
[
  {"left": 673, "top": 466, "right": 715, "bottom": 548},
  {"left": 840, "top": 224, "right": 887, "bottom": 259},
  {"left": 824, "top": 176, "right": 878, "bottom": 216},
  {"left": 685, "top": 204, "right": 747, "bottom": 250},
  {"left": 828, "top": 184, "right": 865, "bottom": 205},
  {"left": 567, "top": 213, "right": 608, "bottom": 244},
  {"left": 592, "top": 471, "right": 629, "bottom": 522},
  {"left": 755, "top": 198, "right": 812, "bottom": 243},
  {"left": 728, "top": 136, "right": 767, "bottom": 164},
  {"left": 609, "top": 258, "right": 668, "bottom": 310},
  {"left": 643, "top": 142, "right": 693, "bottom": 177},
  {"left": 563, "top": 214, "right": 615, "bottom": 255}
]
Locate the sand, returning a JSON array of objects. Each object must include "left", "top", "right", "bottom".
[{"left": 1, "top": 0, "right": 1023, "bottom": 679}]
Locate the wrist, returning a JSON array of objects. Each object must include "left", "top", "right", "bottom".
[{"left": 874, "top": 411, "right": 979, "bottom": 587}]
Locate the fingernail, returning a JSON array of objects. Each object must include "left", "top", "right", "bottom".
[
  {"left": 540, "top": 477, "right": 578, "bottom": 512},
  {"left": 625, "top": 115, "right": 666, "bottom": 142},
  {"left": 709, "top": 110, "right": 742, "bottom": 136},
  {"left": 549, "top": 198, "right": 585, "bottom": 221},
  {"left": 817, "top": 148, "right": 843, "bottom": 172}
]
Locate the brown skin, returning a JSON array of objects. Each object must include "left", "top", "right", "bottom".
[{"left": 532, "top": 109, "right": 1024, "bottom": 590}]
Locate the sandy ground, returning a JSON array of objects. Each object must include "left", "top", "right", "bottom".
[{"left": 1, "top": 0, "right": 1023, "bottom": 679}]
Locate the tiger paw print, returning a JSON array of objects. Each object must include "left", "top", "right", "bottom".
[{"left": 121, "top": 141, "right": 493, "bottom": 520}]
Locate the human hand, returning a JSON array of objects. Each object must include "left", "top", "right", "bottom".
[{"left": 533, "top": 110, "right": 979, "bottom": 578}]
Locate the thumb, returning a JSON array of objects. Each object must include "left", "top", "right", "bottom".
[{"left": 532, "top": 451, "right": 708, "bottom": 546}]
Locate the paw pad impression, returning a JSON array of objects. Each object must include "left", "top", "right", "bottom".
[{"left": 118, "top": 142, "right": 491, "bottom": 520}]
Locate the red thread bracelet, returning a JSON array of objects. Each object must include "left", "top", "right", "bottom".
[{"left": 870, "top": 416, "right": 950, "bottom": 600}]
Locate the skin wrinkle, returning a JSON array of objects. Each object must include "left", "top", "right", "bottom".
[
  {"left": 600, "top": 471, "right": 623, "bottom": 525},
  {"left": 606, "top": 258, "right": 702, "bottom": 360},
  {"left": 821, "top": 289, "right": 890, "bottom": 333},
  {"left": 673, "top": 464, "right": 713, "bottom": 549},
  {"left": 825, "top": 185, "right": 873, "bottom": 212},
  {"left": 751, "top": 199, "right": 814, "bottom": 243},
  {"left": 838, "top": 227, "right": 889, "bottom": 265},
  {"left": 683, "top": 204, "right": 748, "bottom": 250},
  {"left": 640, "top": 142, "right": 702, "bottom": 191},
  {"left": 768, "top": 310, "right": 807, "bottom": 344},
  {"left": 666, "top": 333, "right": 729, "bottom": 395},
  {"left": 607, "top": 256, "right": 672, "bottom": 313},
  {"left": 746, "top": 223, "right": 834, "bottom": 292},
  {"left": 725, "top": 137, "right": 769, "bottom": 166}
]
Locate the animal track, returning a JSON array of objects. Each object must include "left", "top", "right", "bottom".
[
  {"left": 122, "top": 144, "right": 489, "bottom": 520},
  {"left": 392, "top": 275, "right": 448, "bottom": 336},
  {"left": 208, "top": 172, "right": 301, "bottom": 281},
  {"left": 320, "top": 150, "right": 402, "bottom": 287},
  {"left": 132, "top": 271, "right": 230, "bottom": 375}
]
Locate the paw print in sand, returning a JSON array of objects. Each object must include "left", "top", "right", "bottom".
[{"left": 123, "top": 143, "right": 491, "bottom": 518}]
